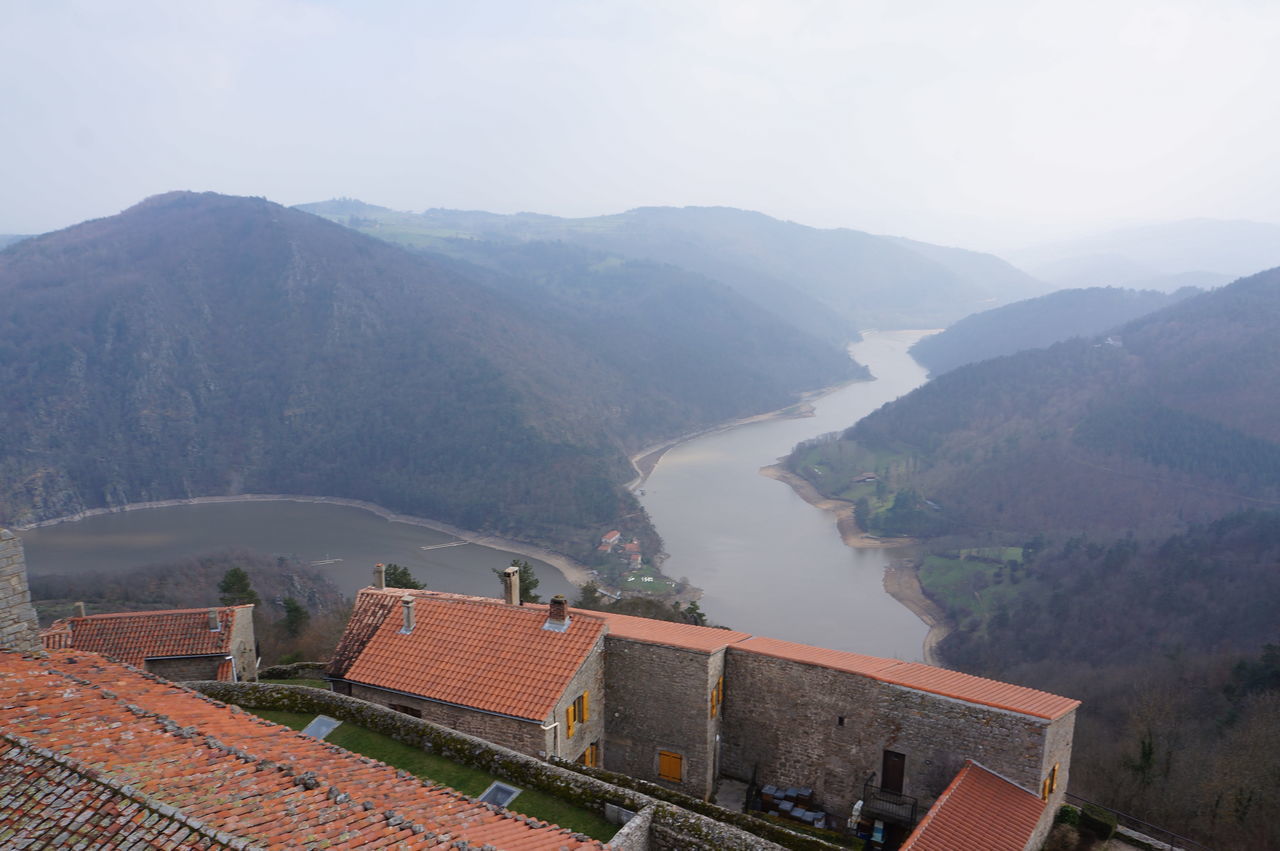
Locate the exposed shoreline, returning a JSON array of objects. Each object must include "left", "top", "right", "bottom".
[
  {"left": 12, "top": 494, "right": 595, "bottom": 587},
  {"left": 759, "top": 464, "right": 951, "bottom": 665}
]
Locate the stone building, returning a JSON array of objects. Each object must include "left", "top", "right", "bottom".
[
  {"left": 0, "top": 529, "right": 39, "bottom": 654},
  {"left": 326, "top": 568, "right": 606, "bottom": 765},
  {"left": 327, "top": 569, "right": 1078, "bottom": 848},
  {"left": 40, "top": 603, "right": 258, "bottom": 682}
]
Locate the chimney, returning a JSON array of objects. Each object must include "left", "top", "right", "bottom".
[
  {"left": 74, "top": 601, "right": 86, "bottom": 618},
  {"left": 502, "top": 565, "right": 521, "bottom": 606},
  {"left": 543, "top": 594, "right": 571, "bottom": 632},
  {"left": 208, "top": 608, "right": 221, "bottom": 631},
  {"left": 400, "top": 594, "right": 415, "bottom": 633},
  {"left": 374, "top": 563, "right": 386, "bottom": 589}
]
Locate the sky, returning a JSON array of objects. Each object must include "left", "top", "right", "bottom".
[{"left": 3, "top": 0, "right": 1279, "bottom": 251}]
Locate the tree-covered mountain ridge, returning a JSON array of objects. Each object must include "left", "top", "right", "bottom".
[
  {"left": 0, "top": 191, "right": 857, "bottom": 560},
  {"left": 789, "top": 266, "right": 1280, "bottom": 540},
  {"left": 298, "top": 198, "right": 1048, "bottom": 337}
]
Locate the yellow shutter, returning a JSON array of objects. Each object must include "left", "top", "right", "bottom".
[
  {"left": 582, "top": 691, "right": 590, "bottom": 722},
  {"left": 566, "top": 703, "right": 575, "bottom": 738},
  {"left": 658, "top": 750, "right": 683, "bottom": 782}
]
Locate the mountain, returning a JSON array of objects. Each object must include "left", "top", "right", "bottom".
[
  {"left": 298, "top": 200, "right": 1046, "bottom": 338},
  {"left": 1011, "top": 218, "right": 1280, "bottom": 290},
  {"left": 0, "top": 192, "right": 856, "bottom": 557},
  {"left": 0, "top": 235, "right": 29, "bottom": 250},
  {"left": 909, "top": 286, "right": 1200, "bottom": 375},
  {"left": 789, "top": 267, "right": 1280, "bottom": 540}
]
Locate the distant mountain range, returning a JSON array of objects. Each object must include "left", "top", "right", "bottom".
[
  {"left": 791, "top": 266, "right": 1280, "bottom": 540},
  {"left": 0, "top": 192, "right": 857, "bottom": 558},
  {"left": 1010, "top": 218, "right": 1280, "bottom": 291},
  {"left": 298, "top": 200, "right": 1047, "bottom": 337},
  {"left": 909, "top": 286, "right": 1200, "bottom": 376}
]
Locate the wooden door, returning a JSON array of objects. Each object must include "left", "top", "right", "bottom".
[{"left": 881, "top": 750, "right": 905, "bottom": 794}]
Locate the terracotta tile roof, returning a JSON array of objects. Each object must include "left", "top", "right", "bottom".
[
  {"left": 0, "top": 649, "right": 604, "bottom": 850},
  {"left": 327, "top": 590, "right": 400, "bottom": 678},
  {"left": 336, "top": 589, "right": 607, "bottom": 721},
  {"left": 735, "top": 637, "right": 1079, "bottom": 720},
  {"left": 573, "top": 607, "right": 752, "bottom": 653},
  {"left": 901, "top": 760, "right": 1046, "bottom": 851},
  {"left": 39, "top": 606, "right": 249, "bottom": 668}
]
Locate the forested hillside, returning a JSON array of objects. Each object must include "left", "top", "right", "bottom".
[
  {"left": 910, "top": 285, "right": 1198, "bottom": 375},
  {"left": 0, "top": 192, "right": 855, "bottom": 558},
  {"left": 791, "top": 267, "right": 1280, "bottom": 540},
  {"left": 299, "top": 199, "right": 1045, "bottom": 335}
]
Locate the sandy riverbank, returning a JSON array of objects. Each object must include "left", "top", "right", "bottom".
[
  {"left": 759, "top": 464, "right": 951, "bottom": 664},
  {"left": 14, "top": 494, "right": 595, "bottom": 587}
]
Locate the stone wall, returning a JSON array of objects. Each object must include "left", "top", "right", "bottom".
[
  {"left": 192, "top": 682, "right": 838, "bottom": 851},
  {"left": 0, "top": 530, "right": 39, "bottom": 653},
  {"left": 604, "top": 637, "right": 720, "bottom": 799},
  {"left": 148, "top": 655, "right": 226, "bottom": 682},
  {"left": 553, "top": 632, "right": 607, "bottom": 762},
  {"left": 720, "top": 648, "right": 1069, "bottom": 819},
  {"left": 228, "top": 606, "right": 257, "bottom": 681},
  {"left": 348, "top": 681, "right": 548, "bottom": 757}
]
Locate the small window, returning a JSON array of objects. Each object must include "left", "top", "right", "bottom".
[
  {"left": 567, "top": 691, "right": 589, "bottom": 738},
  {"left": 658, "top": 750, "right": 683, "bottom": 782},
  {"left": 837, "top": 716, "right": 846, "bottom": 727},
  {"left": 709, "top": 675, "right": 725, "bottom": 718},
  {"left": 578, "top": 741, "right": 600, "bottom": 768},
  {"left": 389, "top": 703, "right": 421, "bottom": 718},
  {"left": 478, "top": 781, "right": 522, "bottom": 807}
]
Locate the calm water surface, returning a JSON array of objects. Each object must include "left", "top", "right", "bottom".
[
  {"left": 21, "top": 500, "right": 575, "bottom": 601},
  {"left": 637, "top": 330, "right": 932, "bottom": 660}
]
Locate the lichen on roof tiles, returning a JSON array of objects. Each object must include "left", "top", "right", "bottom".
[{"left": 39, "top": 606, "right": 249, "bottom": 667}]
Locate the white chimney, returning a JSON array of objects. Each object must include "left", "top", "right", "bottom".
[
  {"left": 208, "top": 608, "right": 221, "bottom": 631},
  {"left": 74, "top": 601, "right": 86, "bottom": 618},
  {"left": 502, "top": 565, "right": 521, "bottom": 606},
  {"left": 400, "top": 594, "right": 415, "bottom": 633},
  {"left": 374, "top": 563, "right": 386, "bottom": 589}
]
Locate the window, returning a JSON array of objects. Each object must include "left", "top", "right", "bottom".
[
  {"left": 566, "top": 691, "right": 589, "bottom": 738},
  {"left": 658, "top": 750, "right": 683, "bottom": 782},
  {"left": 389, "top": 703, "right": 421, "bottom": 718},
  {"left": 478, "top": 781, "right": 522, "bottom": 807},
  {"left": 578, "top": 741, "right": 600, "bottom": 768},
  {"left": 709, "top": 675, "right": 725, "bottom": 718}
]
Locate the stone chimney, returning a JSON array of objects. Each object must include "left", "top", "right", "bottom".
[
  {"left": 0, "top": 529, "right": 40, "bottom": 653},
  {"left": 208, "top": 608, "right": 221, "bottom": 631},
  {"left": 400, "top": 594, "right": 415, "bottom": 633},
  {"left": 374, "top": 563, "right": 386, "bottom": 589},
  {"left": 74, "top": 601, "right": 87, "bottom": 618},
  {"left": 543, "top": 594, "right": 571, "bottom": 632},
  {"left": 502, "top": 565, "right": 521, "bottom": 606}
]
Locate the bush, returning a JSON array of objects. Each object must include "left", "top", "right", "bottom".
[
  {"left": 1054, "top": 804, "right": 1080, "bottom": 826},
  {"left": 1080, "top": 803, "right": 1117, "bottom": 840}
]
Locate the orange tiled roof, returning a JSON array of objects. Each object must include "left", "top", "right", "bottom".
[
  {"left": 338, "top": 589, "right": 606, "bottom": 721},
  {"left": 0, "top": 649, "right": 604, "bottom": 850},
  {"left": 735, "top": 636, "right": 1079, "bottom": 720},
  {"left": 39, "top": 606, "right": 248, "bottom": 667},
  {"left": 901, "top": 760, "right": 1046, "bottom": 851},
  {"left": 572, "top": 607, "right": 752, "bottom": 653}
]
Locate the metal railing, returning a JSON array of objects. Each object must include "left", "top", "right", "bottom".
[
  {"left": 862, "top": 780, "right": 917, "bottom": 825},
  {"left": 1064, "top": 793, "right": 1214, "bottom": 851}
]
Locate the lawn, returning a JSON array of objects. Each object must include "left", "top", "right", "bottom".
[
  {"left": 919, "top": 554, "right": 1026, "bottom": 625},
  {"left": 247, "top": 708, "right": 617, "bottom": 841},
  {"left": 620, "top": 565, "right": 676, "bottom": 594}
]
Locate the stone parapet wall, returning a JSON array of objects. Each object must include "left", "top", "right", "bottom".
[
  {"left": 257, "top": 661, "right": 329, "bottom": 680},
  {"left": 0, "top": 530, "right": 40, "bottom": 654},
  {"left": 191, "top": 682, "right": 837, "bottom": 851}
]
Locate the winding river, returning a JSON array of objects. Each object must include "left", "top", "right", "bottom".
[
  {"left": 20, "top": 330, "right": 931, "bottom": 658},
  {"left": 635, "top": 329, "right": 932, "bottom": 659}
]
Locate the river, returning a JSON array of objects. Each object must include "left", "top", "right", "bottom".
[
  {"left": 20, "top": 330, "right": 931, "bottom": 658},
  {"left": 636, "top": 329, "right": 932, "bottom": 660}
]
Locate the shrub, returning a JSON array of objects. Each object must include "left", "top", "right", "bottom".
[
  {"left": 1054, "top": 804, "right": 1080, "bottom": 826},
  {"left": 1080, "top": 803, "right": 1117, "bottom": 840}
]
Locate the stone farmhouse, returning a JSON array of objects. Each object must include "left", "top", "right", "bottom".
[
  {"left": 328, "top": 565, "right": 1079, "bottom": 849},
  {"left": 40, "top": 603, "right": 258, "bottom": 682}
]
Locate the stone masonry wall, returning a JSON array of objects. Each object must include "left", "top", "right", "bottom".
[
  {"left": 720, "top": 648, "right": 1059, "bottom": 818},
  {"left": 147, "top": 655, "right": 226, "bottom": 682},
  {"left": 552, "top": 632, "right": 607, "bottom": 762},
  {"left": 229, "top": 606, "right": 257, "bottom": 681},
  {"left": 0, "top": 530, "right": 40, "bottom": 653},
  {"left": 348, "top": 681, "right": 548, "bottom": 756},
  {"left": 604, "top": 637, "right": 718, "bottom": 800}
]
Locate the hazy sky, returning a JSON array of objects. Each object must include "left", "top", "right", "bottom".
[{"left": 4, "top": 0, "right": 1279, "bottom": 250}]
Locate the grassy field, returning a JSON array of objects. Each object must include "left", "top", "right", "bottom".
[
  {"left": 248, "top": 708, "right": 616, "bottom": 841},
  {"left": 620, "top": 564, "right": 676, "bottom": 594},
  {"left": 919, "top": 553, "right": 1027, "bottom": 626}
]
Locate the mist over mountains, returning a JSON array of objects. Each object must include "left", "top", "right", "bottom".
[
  {"left": 299, "top": 199, "right": 1046, "bottom": 337},
  {"left": 0, "top": 191, "right": 856, "bottom": 554}
]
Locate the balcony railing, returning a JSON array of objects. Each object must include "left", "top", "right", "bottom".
[{"left": 862, "top": 779, "right": 918, "bottom": 825}]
